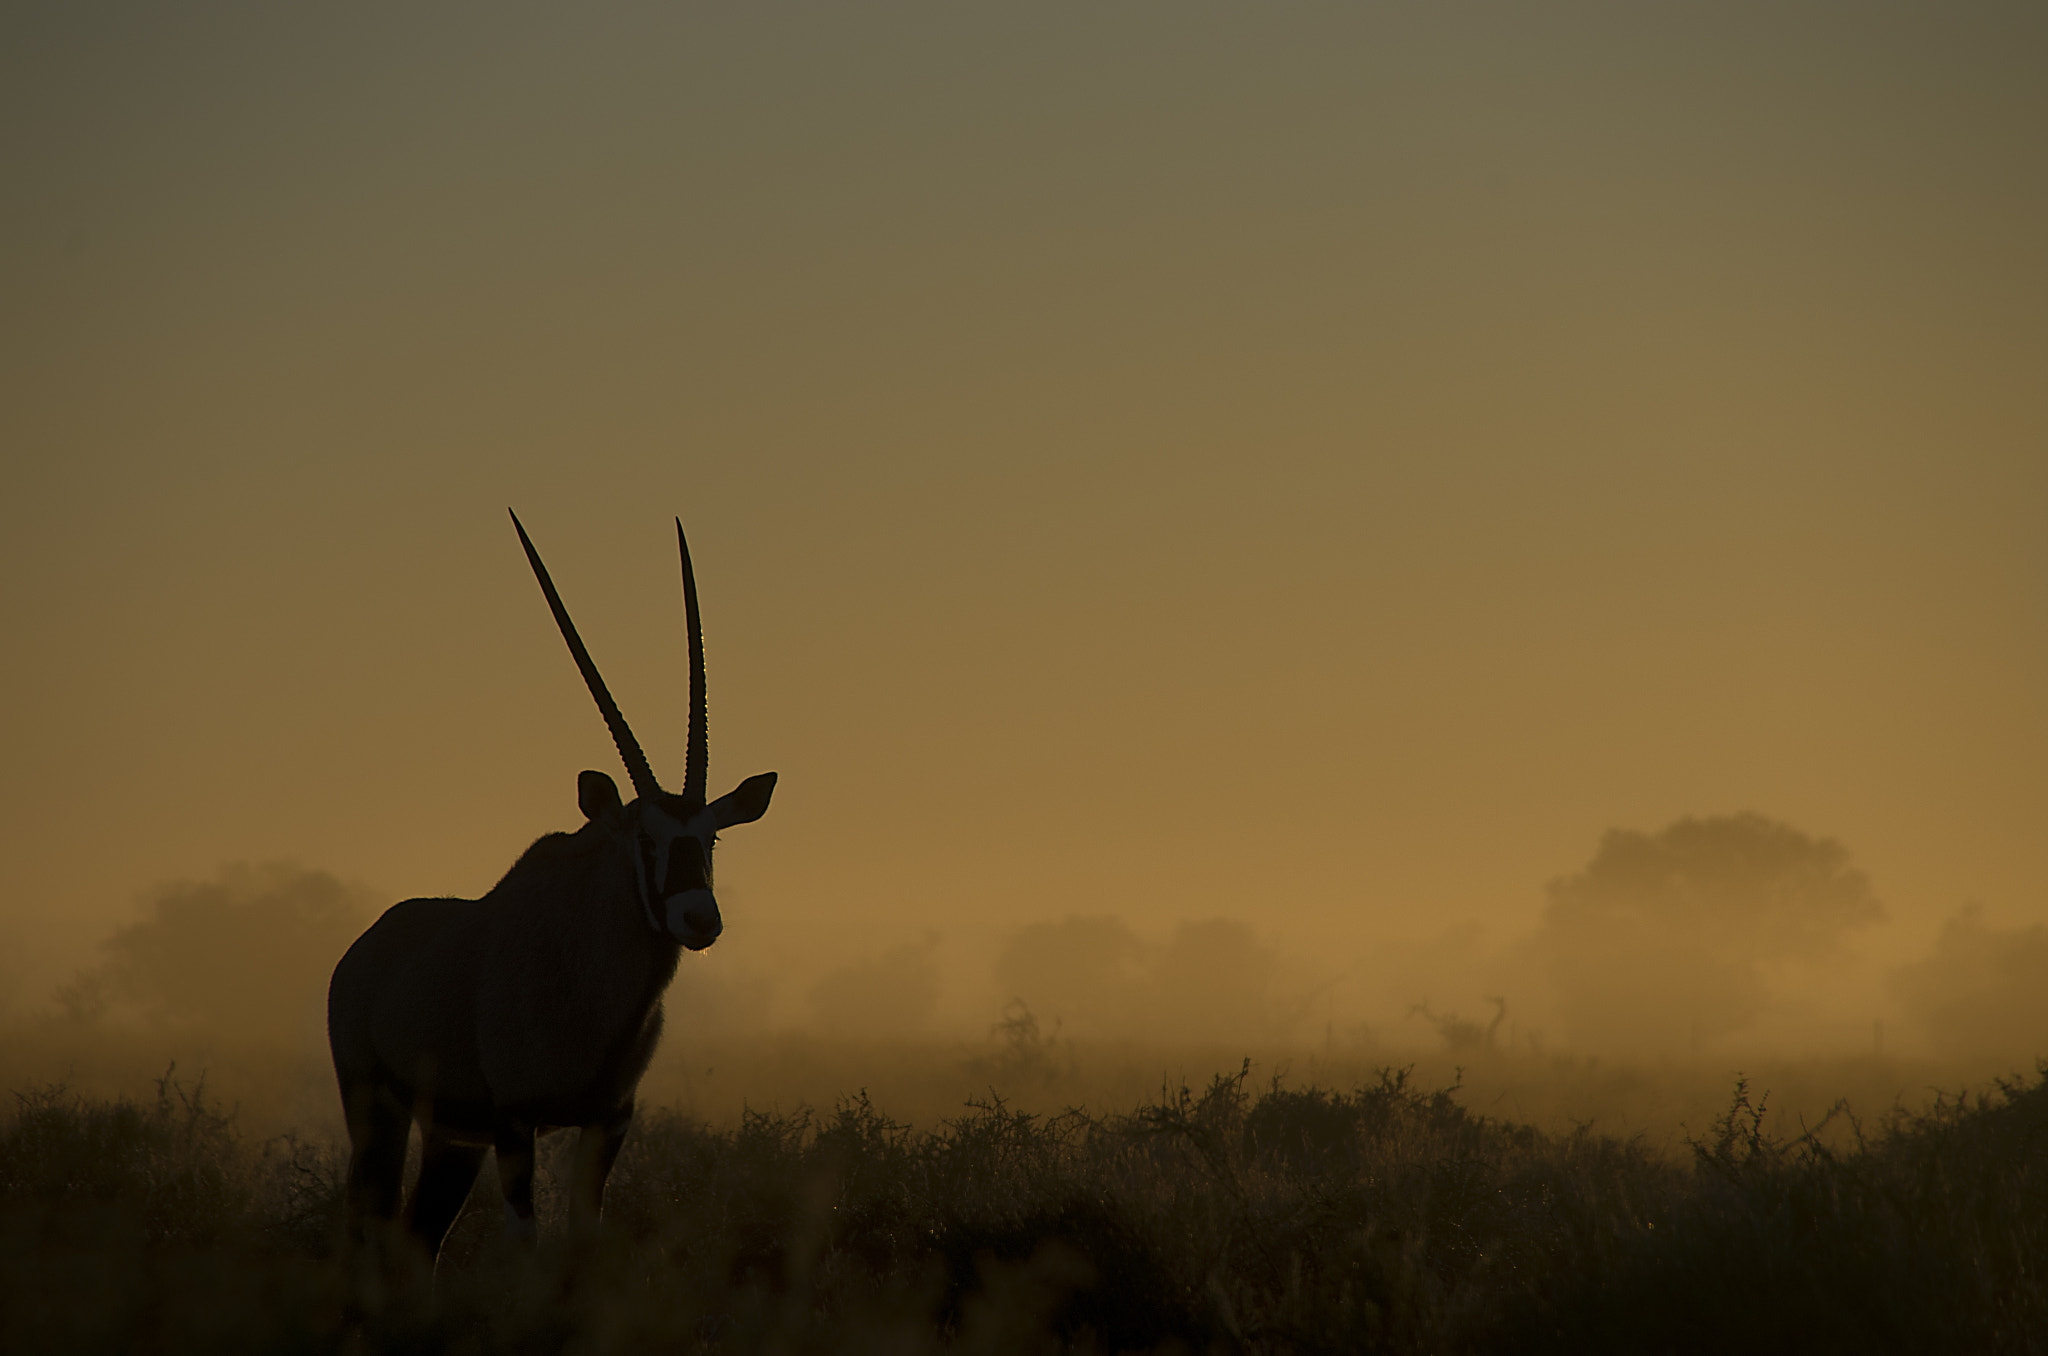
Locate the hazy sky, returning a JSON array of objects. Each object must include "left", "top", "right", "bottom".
[{"left": 3, "top": 4, "right": 2044, "bottom": 1019}]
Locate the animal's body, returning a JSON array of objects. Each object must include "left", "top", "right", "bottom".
[{"left": 328, "top": 513, "right": 774, "bottom": 1263}]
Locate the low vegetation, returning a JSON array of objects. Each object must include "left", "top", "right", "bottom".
[{"left": 3, "top": 1062, "right": 2044, "bottom": 1353}]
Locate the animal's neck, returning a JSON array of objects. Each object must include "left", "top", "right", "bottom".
[{"left": 493, "top": 833, "right": 679, "bottom": 1021}]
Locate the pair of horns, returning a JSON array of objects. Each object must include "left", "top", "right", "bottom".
[{"left": 509, "top": 510, "right": 709, "bottom": 810}]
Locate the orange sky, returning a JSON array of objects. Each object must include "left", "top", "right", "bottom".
[{"left": 3, "top": 5, "right": 2044, "bottom": 1034}]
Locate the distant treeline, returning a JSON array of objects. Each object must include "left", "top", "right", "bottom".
[
  {"left": 3, "top": 1062, "right": 2045, "bottom": 1353},
  {"left": 23, "top": 813, "right": 2048, "bottom": 1064}
]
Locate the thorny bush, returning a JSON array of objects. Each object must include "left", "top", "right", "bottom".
[{"left": 4, "top": 1063, "right": 2047, "bottom": 1353}]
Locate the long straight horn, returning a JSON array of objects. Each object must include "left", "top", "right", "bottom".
[
  {"left": 509, "top": 510, "right": 662, "bottom": 802},
  {"left": 676, "top": 518, "right": 708, "bottom": 810}
]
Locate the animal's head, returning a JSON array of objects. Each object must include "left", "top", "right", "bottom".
[{"left": 512, "top": 511, "right": 777, "bottom": 951}]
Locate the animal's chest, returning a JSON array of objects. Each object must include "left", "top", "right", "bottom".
[
  {"left": 474, "top": 915, "right": 662, "bottom": 1109},
  {"left": 368, "top": 946, "right": 493, "bottom": 1105}
]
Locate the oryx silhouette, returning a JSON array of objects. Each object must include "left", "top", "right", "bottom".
[{"left": 327, "top": 511, "right": 775, "bottom": 1265}]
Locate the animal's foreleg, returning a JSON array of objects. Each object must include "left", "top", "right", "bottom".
[
  {"left": 494, "top": 1124, "right": 538, "bottom": 1244},
  {"left": 569, "top": 1106, "right": 633, "bottom": 1231},
  {"left": 405, "top": 1130, "right": 487, "bottom": 1262}
]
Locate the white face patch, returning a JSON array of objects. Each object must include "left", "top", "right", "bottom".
[{"left": 629, "top": 800, "right": 722, "bottom": 946}]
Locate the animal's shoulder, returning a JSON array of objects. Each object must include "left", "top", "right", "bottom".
[
  {"left": 486, "top": 824, "right": 616, "bottom": 897},
  {"left": 329, "top": 895, "right": 484, "bottom": 1010},
  {"left": 517, "top": 826, "right": 605, "bottom": 864},
  {"left": 354, "top": 895, "right": 479, "bottom": 949}
]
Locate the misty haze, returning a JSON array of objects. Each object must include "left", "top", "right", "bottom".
[
  {"left": 7, "top": 810, "right": 2038, "bottom": 1143},
  {"left": 4, "top": 3, "right": 2044, "bottom": 1350}
]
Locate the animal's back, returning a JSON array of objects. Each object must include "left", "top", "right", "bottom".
[{"left": 329, "top": 896, "right": 494, "bottom": 1113}]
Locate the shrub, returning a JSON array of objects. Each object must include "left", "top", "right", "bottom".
[{"left": 2, "top": 1064, "right": 2045, "bottom": 1353}]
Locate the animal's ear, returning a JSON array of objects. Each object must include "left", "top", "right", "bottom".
[
  {"left": 578, "top": 770, "right": 624, "bottom": 822},
  {"left": 711, "top": 772, "right": 777, "bottom": 829}
]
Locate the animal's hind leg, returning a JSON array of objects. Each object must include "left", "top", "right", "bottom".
[
  {"left": 494, "top": 1124, "right": 537, "bottom": 1244},
  {"left": 569, "top": 1106, "right": 633, "bottom": 1230},
  {"left": 343, "top": 1083, "right": 409, "bottom": 1246},
  {"left": 405, "top": 1130, "right": 488, "bottom": 1261}
]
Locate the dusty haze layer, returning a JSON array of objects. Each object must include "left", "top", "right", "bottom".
[{"left": 2, "top": 6, "right": 2044, "bottom": 1084}]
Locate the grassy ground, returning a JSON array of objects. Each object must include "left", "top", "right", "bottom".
[
  {"left": 1, "top": 1008, "right": 1995, "bottom": 1149},
  {"left": 3, "top": 1058, "right": 2045, "bottom": 1354}
]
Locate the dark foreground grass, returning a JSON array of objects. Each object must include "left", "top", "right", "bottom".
[{"left": 3, "top": 1064, "right": 2044, "bottom": 1354}]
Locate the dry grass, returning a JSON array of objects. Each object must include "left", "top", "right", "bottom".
[{"left": 4, "top": 1056, "right": 2046, "bottom": 1354}]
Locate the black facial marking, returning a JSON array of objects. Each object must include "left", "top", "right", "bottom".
[{"left": 663, "top": 836, "right": 708, "bottom": 896}]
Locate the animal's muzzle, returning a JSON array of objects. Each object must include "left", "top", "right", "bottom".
[{"left": 665, "top": 888, "right": 722, "bottom": 950}]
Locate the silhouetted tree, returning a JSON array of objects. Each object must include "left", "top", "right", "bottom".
[
  {"left": 995, "top": 915, "right": 1286, "bottom": 1043},
  {"left": 91, "top": 862, "right": 377, "bottom": 1046},
  {"left": 1538, "top": 814, "right": 1882, "bottom": 1054},
  {"left": 1891, "top": 904, "right": 2048, "bottom": 1060},
  {"left": 1151, "top": 918, "right": 1281, "bottom": 1044},
  {"left": 995, "top": 916, "right": 1147, "bottom": 1036}
]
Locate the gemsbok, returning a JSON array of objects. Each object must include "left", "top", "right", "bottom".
[{"left": 327, "top": 511, "right": 776, "bottom": 1266}]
